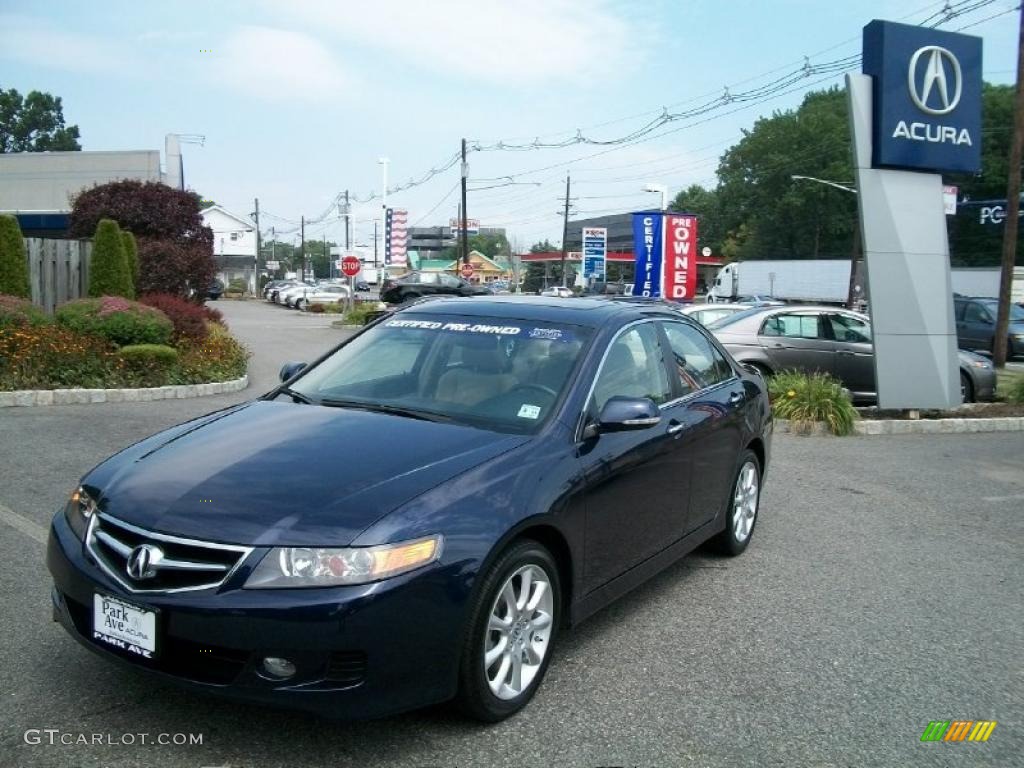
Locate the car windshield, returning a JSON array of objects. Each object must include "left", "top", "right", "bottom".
[
  {"left": 705, "top": 307, "right": 768, "bottom": 330},
  {"left": 286, "top": 313, "right": 593, "bottom": 434}
]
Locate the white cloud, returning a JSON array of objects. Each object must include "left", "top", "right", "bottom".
[
  {"left": 0, "top": 13, "right": 132, "bottom": 73},
  {"left": 281, "top": 0, "right": 639, "bottom": 85},
  {"left": 214, "top": 26, "right": 351, "bottom": 103}
]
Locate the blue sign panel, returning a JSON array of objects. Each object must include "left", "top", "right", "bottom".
[
  {"left": 863, "top": 20, "right": 981, "bottom": 174},
  {"left": 582, "top": 227, "right": 606, "bottom": 280},
  {"left": 631, "top": 212, "right": 663, "bottom": 297}
]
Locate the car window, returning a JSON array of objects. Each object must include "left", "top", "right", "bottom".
[
  {"left": 964, "top": 302, "right": 992, "bottom": 323},
  {"left": 954, "top": 300, "right": 966, "bottom": 321},
  {"left": 761, "top": 313, "right": 823, "bottom": 339},
  {"left": 828, "top": 314, "right": 871, "bottom": 343},
  {"left": 693, "top": 308, "right": 735, "bottom": 326},
  {"left": 439, "top": 274, "right": 461, "bottom": 288},
  {"left": 662, "top": 322, "right": 733, "bottom": 395},
  {"left": 417, "top": 272, "right": 438, "bottom": 285},
  {"left": 592, "top": 323, "right": 672, "bottom": 411}
]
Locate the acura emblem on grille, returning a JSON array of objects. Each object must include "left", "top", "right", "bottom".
[{"left": 126, "top": 543, "right": 164, "bottom": 580}]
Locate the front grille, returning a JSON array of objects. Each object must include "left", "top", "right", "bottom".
[
  {"left": 63, "top": 595, "right": 249, "bottom": 685},
  {"left": 325, "top": 651, "right": 368, "bottom": 687},
  {"left": 86, "top": 513, "right": 251, "bottom": 593}
]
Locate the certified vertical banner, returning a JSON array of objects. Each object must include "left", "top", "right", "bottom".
[
  {"left": 582, "top": 227, "right": 607, "bottom": 279},
  {"left": 662, "top": 214, "right": 698, "bottom": 299},
  {"left": 631, "top": 213, "right": 663, "bottom": 297}
]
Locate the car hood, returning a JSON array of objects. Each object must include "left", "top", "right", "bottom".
[{"left": 84, "top": 401, "right": 528, "bottom": 546}]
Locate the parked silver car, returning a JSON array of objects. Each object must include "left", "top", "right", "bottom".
[
  {"left": 293, "top": 283, "right": 352, "bottom": 310},
  {"left": 707, "top": 305, "right": 996, "bottom": 403}
]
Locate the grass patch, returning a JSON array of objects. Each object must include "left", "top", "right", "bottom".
[{"left": 767, "top": 370, "right": 858, "bottom": 436}]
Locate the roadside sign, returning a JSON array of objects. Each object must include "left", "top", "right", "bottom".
[
  {"left": 265, "top": 260, "right": 280, "bottom": 270},
  {"left": 460, "top": 262, "right": 475, "bottom": 279},
  {"left": 943, "top": 185, "right": 958, "bottom": 215},
  {"left": 702, "top": 246, "right": 712, "bottom": 258},
  {"left": 341, "top": 256, "right": 361, "bottom": 277},
  {"left": 582, "top": 227, "right": 606, "bottom": 280}
]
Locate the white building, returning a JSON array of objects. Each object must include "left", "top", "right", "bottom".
[{"left": 201, "top": 205, "right": 257, "bottom": 292}]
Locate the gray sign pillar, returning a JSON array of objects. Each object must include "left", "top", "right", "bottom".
[{"left": 847, "top": 73, "right": 960, "bottom": 409}]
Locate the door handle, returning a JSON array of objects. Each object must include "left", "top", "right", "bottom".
[
  {"left": 667, "top": 421, "right": 686, "bottom": 435},
  {"left": 837, "top": 350, "right": 855, "bottom": 356},
  {"left": 771, "top": 342, "right": 784, "bottom": 348}
]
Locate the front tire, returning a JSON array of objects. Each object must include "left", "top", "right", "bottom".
[
  {"left": 711, "top": 450, "right": 761, "bottom": 556},
  {"left": 458, "top": 540, "right": 560, "bottom": 722},
  {"left": 960, "top": 371, "right": 974, "bottom": 403}
]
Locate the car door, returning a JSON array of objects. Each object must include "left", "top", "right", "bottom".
[
  {"left": 660, "top": 320, "right": 746, "bottom": 533},
  {"left": 579, "top": 322, "right": 687, "bottom": 594},
  {"left": 826, "top": 312, "right": 876, "bottom": 396},
  {"left": 758, "top": 311, "right": 834, "bottom": 375},
  {"left": 959, "top": 301, "right": 995, "bottom": 351}
]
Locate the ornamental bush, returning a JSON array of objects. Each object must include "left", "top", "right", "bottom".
[
  {"left": 117, "top": 344, "right": 179, "bottom": 387},
  {"left": 0, "top": 325, "right": 115, "bottom": 390},
  {"left": 121, "top": 230, "right": 139, "bottom": 288},
  {"left": 136, "top": 239, "right": 215, "bottom": 299},
  {"left": 138, "top": 293, "right": 208, "bottom": 343},
  {"left": 0, "top": 214, "right": 30, "bottom": 298},
  {"left": 767, "top": 370, "right": 857, "bottom": 436},
  {"left": 174, "top": 323, "right": 248, "bottom": 384},
  {"left": 56, "top": 296, "right": 173, "bottom": 347},
  {"left": 88, "top": 219, "right": 133, "bottom": 299},
  {"left": 0, "top": 295, "right": 50, "bottom": 328}
]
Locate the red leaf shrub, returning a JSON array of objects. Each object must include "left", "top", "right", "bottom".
[
  {"left": 202, "top": 304, "right": 224, "bottom": 325},
  {"left": 136, "top": 239, "right": 215, "bottom": 299},
  {"left": 139, "top": 293, "right": 208, "bottom": 342}
]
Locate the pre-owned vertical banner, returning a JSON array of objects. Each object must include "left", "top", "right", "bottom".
[
  {"left": 662, "top": 214, "right": 698, "bottom": 300},
  {"left": 631, "top": 212, "right": 663, "bottom": 297}
]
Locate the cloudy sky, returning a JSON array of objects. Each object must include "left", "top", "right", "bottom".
[{"left": 2, "top": 0, "right": 1019, "bottom": 251}]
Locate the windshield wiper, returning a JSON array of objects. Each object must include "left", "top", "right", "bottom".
[
  {"left": 318, "top": 398, "right": 452, "bottom": 422},
  {"left": 276, "top": 386, "right": 314, "bottom": 405}
]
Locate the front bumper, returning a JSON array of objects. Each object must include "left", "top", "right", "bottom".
[{"left": 46, "top": 512, "right": 466, "bottom": 719}]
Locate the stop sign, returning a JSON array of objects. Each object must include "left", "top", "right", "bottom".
[
  {"left": 460, "top": 262, "right": 474, "bottom": 279},
  {"left": 341, "top": 256, "right": 361, "bottom": 277}
]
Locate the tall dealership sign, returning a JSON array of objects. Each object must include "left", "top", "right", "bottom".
[
  {"left": 631, "top": 212, "right": 698, "bottom": 299},
  {"left": 385, "top": 208, "right": 408, "bottom": 267},
  {"left": 849, "top": 20, "right": 982, "bottom": 409}
]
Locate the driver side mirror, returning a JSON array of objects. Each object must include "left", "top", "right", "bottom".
[
  {"left": 583, "top": 396, "right": 661, "bottom": 439},
  {"left": 279, "top": 361, "right": 307, "bottom": 382}
]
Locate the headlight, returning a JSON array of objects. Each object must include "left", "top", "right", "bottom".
[
  {"left": 65, "top": 486, "right": 97, "bottom": 540},
  {"left": 968, "top": 360, "right": 991, "bottom": 369},
  {"left": 244, "top": 536, "right": 442, "bottom": 589}
]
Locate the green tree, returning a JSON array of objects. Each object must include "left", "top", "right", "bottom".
[
  {"left": 0, "top": 87, "right": 81, "bottom": 152},
  {"left": 529, "top": 239, "right": 556, "bottom": 253},
  {"left": 88, "top": 219, "right": 133, "bottom": 298},
  {"left": 0, "top": 213, "right": 30, "bottom": 297},
  {"left": 120, "top": 230, "right": 138, "bottom": 294},
  {"left": 670, "top": 184, "right": 726, "bottom": 256}
]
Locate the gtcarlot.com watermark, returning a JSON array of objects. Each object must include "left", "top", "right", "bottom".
[{"left": 24, "top": 729, "right": 203, "bottom": 746}]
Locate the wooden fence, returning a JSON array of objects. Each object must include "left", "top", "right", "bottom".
[{"left": 25, "top": 238, "right": 93, "bottom": 314}]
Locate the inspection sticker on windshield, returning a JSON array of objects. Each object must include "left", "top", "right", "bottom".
[
  {"left": 517, "top": 404, "right": 541, "bottom": 419},
  {"left": 93, "top": 594, "right": 157, "bottom": 658}
]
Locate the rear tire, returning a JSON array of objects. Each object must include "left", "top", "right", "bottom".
[
  {"left": 710, "top": 450, "right": 761, "bottom": 556},
  {"left": 457, "top": 540, "right": 560, "bottom": 722}
]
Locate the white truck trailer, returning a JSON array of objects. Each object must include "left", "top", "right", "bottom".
[{"left": 707, "top": 259, "right": 855, "bottom": 304}]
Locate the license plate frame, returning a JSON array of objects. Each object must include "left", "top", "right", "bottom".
[{"left": 92, "top": 593, "right": 158, "bottom": 659}]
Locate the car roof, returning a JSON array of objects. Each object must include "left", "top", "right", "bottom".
[{"left": 398, "top": 295, "right": 689, "bottom": 328}]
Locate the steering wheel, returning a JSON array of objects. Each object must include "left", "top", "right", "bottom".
[{"left": 509, "top": 383, "right": 558, "bottom": 399}]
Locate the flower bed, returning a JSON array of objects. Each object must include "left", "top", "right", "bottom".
[{"left": 0, "top": 293, "right": 248, "bottom": 392}]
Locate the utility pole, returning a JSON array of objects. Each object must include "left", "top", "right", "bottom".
[
  {"left": 373, "top": 220, "right": 379, "bottom": 269},
  {"left": 560, "top": 173, "right": 571, "bottom": 287},
  {"left": 344, "top": 190, "right": 351, "bottom": 250},
  {"left": 460, "top": 138, "right": 470, "bottom": 265},
  {"left": 323, "top": 233, "right": 328, "bottom": 280},
  {"left": 252, "top": 197, "right": 261, "bottom": 296},
  {"left": 994, "top": 6, "right": 1024, "bottom": 369},
  {"left": 300, "top": 215, "right": 306, "bottom": 280}
]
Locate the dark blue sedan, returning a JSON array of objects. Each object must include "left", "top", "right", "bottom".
[{"left": 47, "top": 297, "right": 772, "bottom": 721}]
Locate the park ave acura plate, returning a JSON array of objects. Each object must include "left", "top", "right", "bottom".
[{"left": 92, "top": 593, "right": 157, "bottom": 658}]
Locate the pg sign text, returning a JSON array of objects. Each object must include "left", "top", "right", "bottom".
[{"left": 863, "top": 21, "right": 982, "bottom": 174}]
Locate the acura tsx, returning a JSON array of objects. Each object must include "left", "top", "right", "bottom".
[{"left": 47, "top": 296, "right": 772, "bottom": 721}]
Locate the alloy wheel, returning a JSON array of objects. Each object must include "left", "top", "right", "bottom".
[
  {"left": 483, "top": 564, "right": 554, "bottom": 700},
  {"left": 732, "top": 461, "right": 759, "bottom": 543}
]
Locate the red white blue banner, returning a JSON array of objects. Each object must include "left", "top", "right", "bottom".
[{"left": 631, "top": 212, "right": 698, "bottom": 299}]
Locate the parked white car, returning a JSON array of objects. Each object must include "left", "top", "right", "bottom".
[
  {"left": 275, "top": 282, "right": 316, "bottom": 305},
  {"left": 294, "top": 284, "right": 352, "bottom": 310},
  {"left": 539, "top": 286, "right": 574, "bottom": 298}
]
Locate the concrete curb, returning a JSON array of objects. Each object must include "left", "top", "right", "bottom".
[
  {"left": 776, "top": 416, "right": 1024, "bottom": 436},
  {"left": 0, "top": 375, "right": 249, "bottom": 408}
]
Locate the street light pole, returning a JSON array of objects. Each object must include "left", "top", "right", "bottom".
[
  {"left": 644, "top": 183, "right": 669, "bottom": 211},
  {"left": 378, "top": 157, "right": 389, "bottom": 274},
  {"left": 252, "top": 197, "right": 260, "bottom": 296}
]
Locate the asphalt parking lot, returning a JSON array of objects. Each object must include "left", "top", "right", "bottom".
[{"left": 0, "top": 299, "right": 1020, "bottom": 768}]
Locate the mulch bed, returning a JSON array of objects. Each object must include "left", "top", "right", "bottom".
[{"left": 858, "top": 402, "right": 1024, "bottom": 420}]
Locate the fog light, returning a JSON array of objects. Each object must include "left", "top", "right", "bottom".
[{"left": 261, "top": 656, "right": 296, "bottom": 680}]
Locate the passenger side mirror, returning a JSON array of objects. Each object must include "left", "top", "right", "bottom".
[
  {"left": 595, "top": 396, "right": 661, "bottom": 434},
  {"left": 279, "top": 361, "right": 307, "bottom": 382}
]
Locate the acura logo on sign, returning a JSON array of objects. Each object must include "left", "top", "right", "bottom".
[
  {"left": 908, "top": 46, "right": 962, "bottom": 115},
  {"left": 126, "top": 544, "right": 163, "bottom": 580}
]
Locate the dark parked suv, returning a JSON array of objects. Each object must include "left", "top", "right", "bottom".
[
  {"left": 380, "top": 271, "right": 488, "bottom": 304},
  {"left": 954, "top": 297, "right": 1024, "bottom": 359}
]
